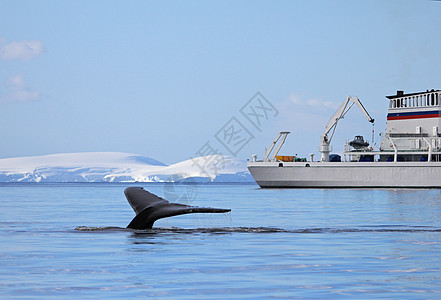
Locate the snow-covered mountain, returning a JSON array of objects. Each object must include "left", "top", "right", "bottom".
[{"left": 0, "top": 152, "right": 254, "bottom": 183}]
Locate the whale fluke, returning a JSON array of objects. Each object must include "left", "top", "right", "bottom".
[{"left": 124, "top": 187, "right": 231, "bottom": 229}]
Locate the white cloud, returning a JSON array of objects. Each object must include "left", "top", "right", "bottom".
[
  {"left": 289, "top": 92, "right": 337, "bottom": 109},
  {"left": 1, "top": 75, "right": 40, "bottom": 102},
  {"left": 306, "top": 98, "right": 336, "bottom": 108},
  {"left": 0, "top": 40, "right": 44, "bottom": 61},
  {"left": 288, "top": 93, "right": 302, "bottom": 105}
]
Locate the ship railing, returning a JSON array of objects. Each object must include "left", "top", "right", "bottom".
[
  {"left": 389, "top": 133, "right": 429, "bottom": 138},
  {"left": 388, "top": 136, "right": 398, "bottom": 162},
  {"left": 423, "top": 138, "right": 432, "bottom": 162},
  {"left": 389, "top": 90, "right": 441, "bottom": 109},
  {"left": 387, "top": 136, "right": 433, "bottom": 162}
]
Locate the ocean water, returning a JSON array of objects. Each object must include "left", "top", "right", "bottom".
[{"left": 1, "top": 183, "right": 441, "bottom": 298}]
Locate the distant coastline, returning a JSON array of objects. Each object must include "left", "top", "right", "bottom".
[{"left": 0, "top": 152, "right": 254, "bottom": 183}]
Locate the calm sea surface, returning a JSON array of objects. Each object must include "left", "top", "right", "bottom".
[{"left": 1, "top": 183, "right": 441, "bottom": 298}]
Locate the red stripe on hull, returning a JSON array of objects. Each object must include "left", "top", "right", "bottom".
[{"left": 387, "top": 114, "right": 441, "bottom": 120}]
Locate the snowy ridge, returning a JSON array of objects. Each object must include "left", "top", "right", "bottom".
[{"left": 0, "top": 152, "right": 253, "bottom": 183}]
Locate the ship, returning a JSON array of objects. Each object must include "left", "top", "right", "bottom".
[{"left": 247, "top": 89, "right": 441, "bottom": 188}]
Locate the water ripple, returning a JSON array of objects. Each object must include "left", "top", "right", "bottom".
[{"left": 74, "top": 226, "right": 441, "bottom": 234}]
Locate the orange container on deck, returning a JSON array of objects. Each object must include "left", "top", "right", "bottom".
[{"left": 275, "top": 155, "right": 295, "bottom": 162}]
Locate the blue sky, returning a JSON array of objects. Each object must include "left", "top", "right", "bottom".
[{"left": 1, "top": 1, "right": 440, "bottom": 164}]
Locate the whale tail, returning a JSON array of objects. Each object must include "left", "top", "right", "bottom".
[{"left": 124, "top": 187, "right": 231, "bottom": 229}]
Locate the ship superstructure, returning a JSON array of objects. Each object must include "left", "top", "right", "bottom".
[{"left": 379, "top": 90, "right": 441, "bottom": 162}]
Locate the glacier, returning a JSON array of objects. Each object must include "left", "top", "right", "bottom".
[{"left": 0, "top": 152, "right": 254, "bottom": 183}]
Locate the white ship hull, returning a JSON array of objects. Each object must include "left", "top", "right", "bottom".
[{"left": 247, "top": 161, "right": 441, "bottom": 188}]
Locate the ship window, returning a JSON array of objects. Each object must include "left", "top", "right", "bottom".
[{"left": 432, "top": 93, "right": 435, "bottom": 106}]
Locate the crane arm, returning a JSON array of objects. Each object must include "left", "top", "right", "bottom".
[
  {"left": 322, "top": 96, "right": 374, "bottom": 144},
  {"left": 353, "top": 97, "right": 375, "bottom": 124},
  {"left": 322, "top": 96, "right": 351, "bottom": 142}
]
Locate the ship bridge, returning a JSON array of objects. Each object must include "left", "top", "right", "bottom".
[{"left": 379, "top": 89, "right": 441, "bottom": 161}]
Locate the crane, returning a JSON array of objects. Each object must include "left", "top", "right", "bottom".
[
  {"left": 320, "top": 96, "right": 374, "bottom": 162},
  {"left": 263, "top": 131, "right": 290, "bottom": 162}
]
